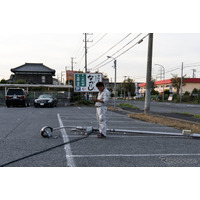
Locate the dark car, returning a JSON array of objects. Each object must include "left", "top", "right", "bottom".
[
  {"left": 5, "top": 88, "right": 30, "bottom": 107},
  {"left": 34, "top": 94, "right": 57, "bottom": 107}
]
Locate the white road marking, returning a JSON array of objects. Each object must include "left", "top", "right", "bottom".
[
  {"left": 186, "top": 105, "right": 200, "bottom": 107},
  {"left": 57, "top": 113, "right": 76, "bottom": 167},
  {"left": 67, "top": 153, "right": 200, "bottom": 158}
]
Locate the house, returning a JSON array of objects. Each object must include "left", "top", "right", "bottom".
[
  {"left": 10, "top": 63, "right": 56, "bottom": 84},
  {"left": 138, "top": 78, "right": 200, "bottom": 95}
]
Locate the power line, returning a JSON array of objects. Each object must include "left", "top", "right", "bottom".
[
  {"left": 87, "top": 33, "right": 132, "bottom": 67},
  {"left": 72, "top": 34, "right": 85, "bottom": 58},
  {"left": 108, "top": 33, "right": 142, "bottom": 60},
  {"left": 88, "top": 33, "right": 107, "bottom": 49},
  {"left": 74, "top": 53, "right": 85, "bottom": 71},
  {"left": 91, "top": 33, "right": 149, "bottom": 71}
]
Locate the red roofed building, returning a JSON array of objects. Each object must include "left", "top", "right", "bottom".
[{"left": 138, "top": 78, "right": 200, "bottom": 95}]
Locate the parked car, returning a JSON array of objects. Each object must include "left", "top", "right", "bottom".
[
  {"left": 5, "top": 88, "right": 30, "bottom": 107},
  {"left": 34, "top": 94, "right": 57, "bottom": 107}
]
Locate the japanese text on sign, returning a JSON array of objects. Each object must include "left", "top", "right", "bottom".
[{"left": 74, "top": 73, "right": 102, "bottom": 92}]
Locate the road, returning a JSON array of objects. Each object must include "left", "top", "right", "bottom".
[
  {"left": 114, "top": 99, "right": 200, "bottom": 114},
  {"left": 1, "top": 106, "right": 200, "bottom": 167}
]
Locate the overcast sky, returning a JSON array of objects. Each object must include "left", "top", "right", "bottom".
[
  {"left": 1, "top": 33, "right": 200, "bottom": 83},
  {"left": 0, "top": 0, "right": 200, "bottom": 84}
]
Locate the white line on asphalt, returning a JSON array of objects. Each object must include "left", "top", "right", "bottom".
[
  {"left": 186, "top": 105, "right": 200, "bottom": 107},
  {"left": 67, "top": 153, "right": 200, "bottom": 158},
  {"left": 57, "top": 113, "right": 76, "bottom": 167}
]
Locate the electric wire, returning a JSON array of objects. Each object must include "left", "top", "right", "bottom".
[
  {"left": 74, "top": 53, "right": 85, "bottom": 71},
  {"left": 0, "top": 130, "right": 92, "bottom": 167},
  {"left": 108, "top": 33, "right": 142, "bottom": 59},
  {"left": 87, "top": 33, "right": 132, "bottom": 67},
  {"left": 88, "top": 33, "right": 107, "bottom": 49},
  {"left": 72, "top": 34, "right": 84, "bottom": 58},
  {"left": 91, "top": 33, "right": 149, "bottom": 71}
]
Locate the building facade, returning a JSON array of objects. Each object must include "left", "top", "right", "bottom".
[
  {"left": 138, "top": 78, "right": 200, "bottom": 95},
  {"left": 10, "top": 63, "right": 56, "bottom": 84}
]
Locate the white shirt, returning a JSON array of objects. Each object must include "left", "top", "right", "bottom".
[{"left": 95, "top": 88, "right": 110, "bottom": 107}]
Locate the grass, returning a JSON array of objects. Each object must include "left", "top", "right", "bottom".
[
  {"left": 181, "top": 112, "right": 200, "bottom": 119},
  {"left": 181, "top": 112, "right": 193, "bottom": 116},
  {"left": 194, "top": 114, "right": 200, "bottom": 119},
  {"left": 117, "top": 103, "right": 139, "bottom": 110},
  {"left": 127, "top": 112, "right": 200, "bottom": 133},
  {"left": 108, "top": 107, "right": 200, "bottom": 134}
]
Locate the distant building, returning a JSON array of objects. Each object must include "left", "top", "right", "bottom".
[
  {"left": 10, "top": 63, "right": 56, "bottom": 84},
  {"left": 139, "top": 78, "right": 200, "bottom": 95}
]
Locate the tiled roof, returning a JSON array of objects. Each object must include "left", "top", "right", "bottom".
[{"left": 11, "top": 63, "right": 55, "bottom": 75}]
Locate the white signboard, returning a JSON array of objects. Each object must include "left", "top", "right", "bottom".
[{"left": 74, "top": 73, "right": 102, "bottom": 92}]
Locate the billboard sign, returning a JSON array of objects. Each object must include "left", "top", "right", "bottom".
[
  {"left": 66, "top": 70, "right": 75, "bottom": 81},
  {"left": 74, "top": 73, "right": 102, "bottom": 92}
]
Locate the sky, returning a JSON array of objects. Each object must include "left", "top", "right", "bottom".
[
  {"left": 1, "top": 33, "right": 200, "bottom": 83},
  {"left": 0, "top": 0, "right": 200, "bottom": 84}
]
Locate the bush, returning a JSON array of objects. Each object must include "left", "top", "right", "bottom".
[
  {"left": 151, "top": 89, "right": 159, "bottom": 95},
  {"left": 164, "top": 94, "right": 169, "bottom": 100},
  {"left": 78, "top": 99, "right": 93, "bottom": 105},
  {"left": 110, "top": 93, "right": 114, "bottom": 98},
  {"left": 184, "top": 91, "right": 190, "bottom": 96},
  {"left": 182, "top": 95, "right": 190, "bottom": 102}
]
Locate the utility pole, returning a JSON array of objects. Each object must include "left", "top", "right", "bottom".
[
  {"left": 83, "top": 33, "right": 93, "bottom": 100},
  {"left": 83, "top": 33, "right": 93, "bottom": 73},
  {"left": 71, "top": 57, "right": 76, "bottom": 71},
  {"left": 123, "top": 76, "right": 127, "bottom": 99},
  {"left": 107, "top": 56, "right": 117, "bottom": 108},
  {"left": 114, "top": 60, "right": 117, "bottom": 107},
  {"left": 191, "top": 69, "right": 196, "bottom": 78},
  {"left": 180, "top": 62, "right": 183, "bottom": 102},
  {"left": 144, "top": 33, "right": 154, "bottom": 114}
]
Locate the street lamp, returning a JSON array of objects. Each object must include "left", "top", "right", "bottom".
[
  {"left": 155, "top": 64, "right": 165, "bottom": 102},
  {"left": 107, "top": 56, "right": 117, "bottom": 108}
]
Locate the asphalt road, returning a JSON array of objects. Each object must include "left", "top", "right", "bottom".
[
  {"left": 1, "top": 106, "right": 200, "bottom": 167},
  {"left": 115, "top": 99, "right": 200, "bottom": 115}
]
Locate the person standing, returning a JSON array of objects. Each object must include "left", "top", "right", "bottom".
[{"left": 93, "top": 82, "right": 110, "bottom": 138}]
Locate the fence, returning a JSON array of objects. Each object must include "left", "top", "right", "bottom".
[{"left": 0, "top": 89, "right": 71, "bottom": 106}]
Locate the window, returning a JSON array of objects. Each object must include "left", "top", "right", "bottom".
[{"left": 41, "top": 76, "right": 46, "bottom": 83}]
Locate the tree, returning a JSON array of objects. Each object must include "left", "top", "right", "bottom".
[
  {"left": 151, "top": 78, "right": 156, "bottom": 91},
  {"left": 120, "top": 78, "right": 135, "bottom": 97},
  {"left": 14, "top": 79, "right": 26, "bottom": 84},
  {"left": 170, "top": 74, "right": 186, "bottom": 95},
  {"left": 150, "top": 78, "right": 158, "bottom": 95},
  {"left": 0, "top": 79, "right": 7, "bottom": 84}
]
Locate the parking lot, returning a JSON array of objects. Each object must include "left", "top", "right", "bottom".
[{"left": 1, "top": 105, "right": 200, "bottom": 167}]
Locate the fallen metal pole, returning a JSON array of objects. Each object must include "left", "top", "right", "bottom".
[
  {"left": 41, "top": 125, "right": 200, "bottom": 139},
  {"left": 106, "top": 128, "right": 200, "bottom": 139}
]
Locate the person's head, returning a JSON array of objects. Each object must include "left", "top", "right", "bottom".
[{"left": 96, "top": 82, "right": 105, "bottom": 92}]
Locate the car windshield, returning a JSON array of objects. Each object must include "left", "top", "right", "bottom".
[
  {"left": 7, "top": 89, "right": 24, "bottom": 95},
  {"left": 39, "top": 94, "right": 52, "bottom": 99}
]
